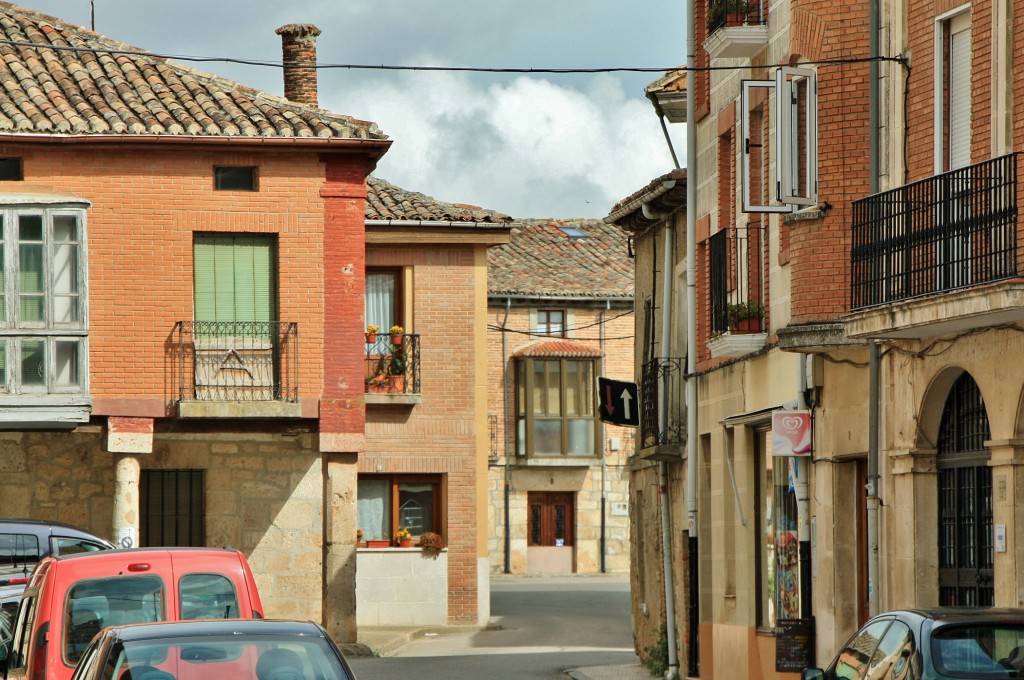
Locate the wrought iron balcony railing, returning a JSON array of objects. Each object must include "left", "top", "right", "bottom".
[
  {"left": 851, "top": 153, "right": 1018, "bottom": 310},
  {"left": 364, "top": 333, "right": 420, "bottom": 396},
  {"left": 640, "top": 357, "right": 686, "bottom": 450},
  {"left": 173, "top": 321, "right": 299, "bottom": 402},
  {"left": 708, "top": 0, "right": 765, "bottom": 34}
]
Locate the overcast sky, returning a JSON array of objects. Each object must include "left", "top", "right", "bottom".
[{"left": 23, "top": 0, "right": 687, "bottom": 219}]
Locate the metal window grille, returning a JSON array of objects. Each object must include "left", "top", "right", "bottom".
[
  {"left": 141, "top": 470, "right": 206, "bottom": 547},
  {"left": 937, "top": 373, "right": 993, "bottom": 606}
]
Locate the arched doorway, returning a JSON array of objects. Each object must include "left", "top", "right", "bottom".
[{"left": 937, "top": 372, "right": 993, "bottom": 606}]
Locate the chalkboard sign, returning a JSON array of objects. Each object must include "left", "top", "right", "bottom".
[{"left": 776, "top": 617, "right": 815, "bottom": 673}]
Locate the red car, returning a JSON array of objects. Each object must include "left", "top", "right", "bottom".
[{"left": 2, "top": 547, "right": 264, "bottom": 680}]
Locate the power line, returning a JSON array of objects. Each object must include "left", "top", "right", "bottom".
[{"left": 0, "top": 38, "right": 904, "bottom": 75}]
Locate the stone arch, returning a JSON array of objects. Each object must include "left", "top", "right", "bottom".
[{"left": 915, "top": 365, "right": 967, "bottom": 451}]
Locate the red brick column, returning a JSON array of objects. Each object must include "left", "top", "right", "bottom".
[{"left": 319, "top": 157, "right": 369, "bottom": 453}]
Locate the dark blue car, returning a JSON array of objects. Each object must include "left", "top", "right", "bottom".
[
  {"left": 804, "top": 608, "right": 1024, "bottom": 680},
  {"left": 69, "top": 619, "right": 357, "bottom": 680}
]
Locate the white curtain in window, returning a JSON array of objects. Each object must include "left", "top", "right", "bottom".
[
  {"left": 365, "top": 273, "right": 395, "bottom": 332},
  {"left": 357, "top": 479, "right": 390, "bottom": 541}
]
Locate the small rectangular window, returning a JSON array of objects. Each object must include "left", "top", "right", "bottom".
[
  {"left": 141, "top": 470, "right": 206, "bottom": 547},
  {"left": 214, "top": 166, "right": 257, "bottom": 191},
  {"left": 0, "top": 158, "right": 24, "bottom": 181}
]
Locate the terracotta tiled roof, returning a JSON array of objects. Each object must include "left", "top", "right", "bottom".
[
  {"left": 365, "top": 176, "right": 513, "bottom": 223},
  {"left": 488, "top": 218, "right": 634, "bottom": 299},
  {"left": 0, "top": 3, "right": 386, "bottom": 141},
  {"left": 510, "top": 339, "right": 603, "bottom": 359}
]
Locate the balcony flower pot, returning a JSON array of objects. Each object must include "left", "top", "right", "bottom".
[
  {"left": 365, "top": 332, "right": 378, "bottom": 343},
  {"left": 390, "top": 334, "right": 403, "bottom": 345},
  {"left": 388, "top": 374, "right": 406, "bottom": 392},
  {"left": 399, "top": 538, "right": 413, "bottom": 548},
  {"left": 366, "top": 539, "right": 390, "bottom": 548},
  {"left": 730, "top": 317, "right": 761, "bottom": 334}
]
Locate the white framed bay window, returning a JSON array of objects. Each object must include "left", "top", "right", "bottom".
[{"left": 0, "top": 201, "right": 90, "bottom": 418}]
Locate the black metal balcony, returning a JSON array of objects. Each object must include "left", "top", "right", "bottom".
[
  {"left": 173, "top": 321, "right": 298, "bottom": 402},
  {"left": 364, "top": 332, "right": 420, "bottom": 396},
  {"left": 640, "top": 357, "right": 686, "bottom": 454},
  {"left": 851, "top": 153, "right": 1018, "bottom": 310},
  {"left": 708, "top": 0, "right": 765, "bottom": 34}
]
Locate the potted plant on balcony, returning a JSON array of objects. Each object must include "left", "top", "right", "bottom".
[
  {"left": 365, "top": 324, "right": 380, "bottom": 343},
  {"left": 356, "top": 528, "right": 365, "bottom": 547},
  {"left": 418, "top": 531, "right": 445, "bottom": 559},
  {"left": 367, "top": 372, "right": 389, "bottom": 393},
  {"left": 389, "top": 325, "right": 404, "bottom": 346},
  {"left": 395, "top": 527, "right": 413, "bottom": 548},
  {"left": 388, "top": 345, "right": 408, "bottom": 392},
  {"left": 727, "top": 301, "right": 764, "bottom": 334}
]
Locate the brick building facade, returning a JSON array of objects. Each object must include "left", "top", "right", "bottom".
[{"left": 486, "top": 219, "right": 635, "bottom": 575}]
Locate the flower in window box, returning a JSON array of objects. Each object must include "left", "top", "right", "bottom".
[
  {"left": 356, "top": 528, "right": 364, "bottom": 545},
  {"left": 395, "top": 527, "right": 413, "bottom": 547}
]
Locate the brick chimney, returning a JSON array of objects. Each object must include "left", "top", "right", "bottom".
[{"left": 275, "top": 23, "right": 321, "bottom": 107}]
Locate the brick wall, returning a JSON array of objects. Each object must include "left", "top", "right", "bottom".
[
  {"left": 7, "top": 142, "right": 347, "bottom": 411},
  {"left": 363, "top": 242, "right": 486, "bottom": 623},
  {"left": 484, "top": 303, "right": 635, "bottom": 573}
]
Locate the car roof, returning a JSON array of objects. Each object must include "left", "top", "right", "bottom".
[
  {"left": 107, "top": 619, "right": 326, "bottom": 642},
  {"left": 885, "top": 607, "right": 1024, "bottom": 624},
  {"left": 0, "top": 518, "right": 114, "bottom": 544},
  {"left": 52, "top": 546, "right": 241, "bottom": 562}
]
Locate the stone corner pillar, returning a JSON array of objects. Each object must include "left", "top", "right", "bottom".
[{"left": 106, "top": 417, "right": 154, "bottom": 549}]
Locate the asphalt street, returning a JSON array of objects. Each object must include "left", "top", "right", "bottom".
[{"left": 347, "top": 574, "right": 646, "bottom": 680}]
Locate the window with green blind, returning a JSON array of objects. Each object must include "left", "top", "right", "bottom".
[{"left": 193, "top": 235, "right": 277, "bottom": 322}]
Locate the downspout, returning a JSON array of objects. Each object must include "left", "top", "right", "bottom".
[
  {"left": 684, "top": 0, "right": 700, "bottom": 672},
  {"left": 868, "top": 0, "right": 881, "bottom": 618},
  {"left": 659, "top": 205, "right": 680, "bottom": 680},
  {"left": 502, "top": 297, "right": 513, "bottom": 574},
  {"left": 795, "top": 357, "right": 812, "bottom": 617},
  {"left": 600, "top": 301, "right": 609, "bottom": 574}
]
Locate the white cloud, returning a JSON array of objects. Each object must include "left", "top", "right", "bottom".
[{"left": 327, "top": 69, "right": 683, "bottom": 219}]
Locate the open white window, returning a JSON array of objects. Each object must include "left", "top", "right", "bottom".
[
  {"left": 777, "top": 66, "right": 817, "bottom": 206},
  {"left": 741, "top": 67, "right": 818, "bottom": 212}
]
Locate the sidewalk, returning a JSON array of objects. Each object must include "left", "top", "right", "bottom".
[{"left": 340, "top": 626, "right": 654, "bottom": 679}]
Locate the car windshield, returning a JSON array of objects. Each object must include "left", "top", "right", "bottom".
[
  {"left": 103, "top": 634, "right": 351, "bottom": 680},
  {"left": 932, "top": 623, "right": 1024, "bottom": 677}
]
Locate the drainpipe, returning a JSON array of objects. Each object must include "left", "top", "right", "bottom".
[
  {"left": 600, "top": 301, "right": 609, "bottom": 574},
  {"left": 658, "top": 165, "right": 680, "bottom": 680},
  {"left": 684, "top": 0, "right": 699, "bottom": 670},
  {"left": 868, "top": 0, "right": 881, "bottom": 618},
  {"left": 795, "top": 357, "right": 812, "bottom": 617},
  {"left": 502, "top": 298, "right": 513, "bottom": 574}
]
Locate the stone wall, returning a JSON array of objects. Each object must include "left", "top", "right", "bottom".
[{"left": 0, "top": 425, "right": 329, "bottom": 622}]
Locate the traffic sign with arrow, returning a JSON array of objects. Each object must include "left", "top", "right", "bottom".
[{"left": 598, "top": 377, "right": 639, "bottom": 427}]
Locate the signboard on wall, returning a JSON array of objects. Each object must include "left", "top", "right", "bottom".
[
  {"left": 776, "top": 617, "right": 815, "bottom": 672},
  {"left": 772, "top": 410, "right": 812, "bottom": 456}
]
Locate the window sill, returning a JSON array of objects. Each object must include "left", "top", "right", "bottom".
[
  {"left": 178, "top": 400, "right": 302, "bottom": 418},
  {"left": 365, "top": 393, "right": 421, "bottom": 406},
  {"left": 0, "top": 395, "right": 92, "bottom": 426},
  {"left": 514, "top": 456, "right": 600, "bottom": 467}
]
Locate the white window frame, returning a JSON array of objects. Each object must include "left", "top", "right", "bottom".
[
  {"left": 741, "top": 80, "right": 789, "bottom": 213},
  {"left": 935, "top": 8, "right": 971, "bottom": 173},
  {"left": 776, "top": 66, "right": 818, "bottom": 206},
  {"left": 0, "top": 206, "right": 89, "bottom": 397},
  {"left": 740, "top": 67, "right": 818, "bottom": 212}
]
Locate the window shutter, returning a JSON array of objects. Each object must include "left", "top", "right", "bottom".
[
  {"left": 948, "top": 19, "right": 971, "bottom": 170},
  {"left": 193, "top": 236, "right": 275, "bottom": 322}
]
